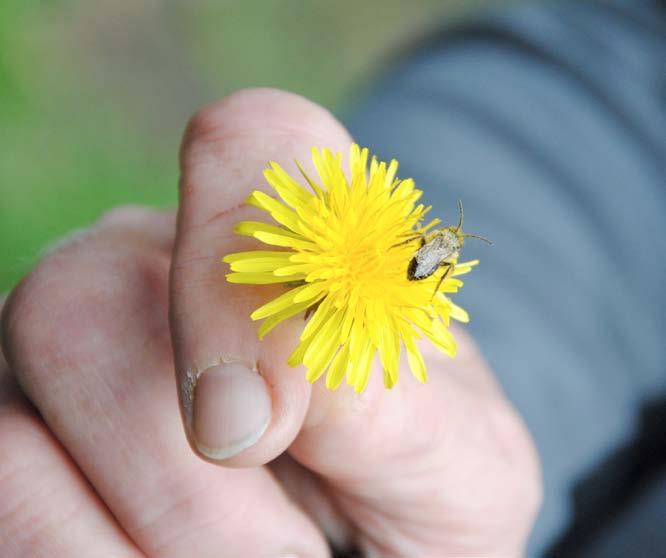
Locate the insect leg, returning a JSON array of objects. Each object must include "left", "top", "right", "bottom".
[
  {"left": 391, "top": 233, "right": 426, "bottom": 249},
  {"left": 431, "top": 261, "right": 454, "bottom": 300}
]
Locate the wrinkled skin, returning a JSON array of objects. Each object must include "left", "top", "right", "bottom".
[{"left": 0, "top": 89, "right": 541, "bottom": 558}]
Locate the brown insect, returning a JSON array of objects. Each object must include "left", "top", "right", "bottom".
[{"left": 399, "top": 201, "right": 491, "bottom": 297}]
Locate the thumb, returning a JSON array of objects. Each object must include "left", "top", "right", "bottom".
[{"left": 171, "top": 88, "right": 352, "bottom": 463}]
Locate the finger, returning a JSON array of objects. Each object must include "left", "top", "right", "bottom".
[
  {"left": 172, "top": 91, "right": 540, "bottom": 556},
  {"left": 171, "top": 88, "right": 352, "bottom": 463},
  {"left": 1, "top": 208, "right": 328, "bottom": 558},
  {"left": 0, "top": 298, "right": 144, "bottom": 558},
  {"left": 270, "top": 454, "right": 355, "bottom": 553},
  {"left": 295, "top": 337, "right": 541, "bottom": 556}
]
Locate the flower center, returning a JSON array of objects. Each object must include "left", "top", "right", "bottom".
[{"left": 325, "top": 223, "right": 408, "bottom": 302}]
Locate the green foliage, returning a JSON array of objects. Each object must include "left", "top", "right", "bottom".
[{"left": 0, "top": 0, "right": 487, "bottom": 291}]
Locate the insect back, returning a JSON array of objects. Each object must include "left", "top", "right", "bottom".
[{"left": 403, "top": 201, "right": 491, "bottom": 296}]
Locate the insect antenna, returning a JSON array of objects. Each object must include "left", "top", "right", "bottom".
[
  {"left": 461, "top": 233, "right": 493, "bottom": 245},
  {"left": 454, "top": 199, "right": 464, "bottom": 232}
]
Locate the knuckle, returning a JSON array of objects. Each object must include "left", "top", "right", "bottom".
[
  {"left": 95, "top": 204, "right": 156, "bottom": 228},
  {"left": 39, "top": 227, "right": 94, "bottom": 259},
  {"left": 2, "top": 238, "right": 167, "bottom": 388},
  {"left": 1, "top": 262, "right": 63, "bottom": 364}
]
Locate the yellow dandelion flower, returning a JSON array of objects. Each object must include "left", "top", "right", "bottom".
[{"left": 223, "top": 144, "right": 480, "bottom": 393}]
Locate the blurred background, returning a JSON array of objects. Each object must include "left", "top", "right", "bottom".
[{"left": 0, "top": 0, "right": 501, "bottom": 291}]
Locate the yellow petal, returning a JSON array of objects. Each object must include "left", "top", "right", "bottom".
[
  {"left": 264, "top": 163, "right": 311, "bottom": 208},
  {"left": 385, "top": 159, "right": 399, "bottom": 188},
  {"left": 404, "top": 335, "right": 427, "bottom": 383},
  {"left": 254, "top": 231, "right": 315, "bottom": 250},
  {"left": 226, "top": 272, "right": 304, "bottom": 284},
  {"left": 375, "top": 312, "right": 399, "bottom": 388},
  {"left": 353, "top": 343, "right": 375, "bottom": 394},
  {"left": 257, "top": 297, "right": 316, "bottom": 339},
  {"left": 293, "top": 281, "right": 329, "bottom": 303},
  {"left": 300, "top": 296, "right": 333, "bottom": 341},
  {"left": 303, "top": 307, "right": 344, "bottom": 366},
  {"left": 452, "top": 259, "right": 479, "bottom": 277},
  {"left": 228, "top": 257, "right": 293, "bottom": 273},
  {"left": 326, "top": 343, "right": 350, "bottom": 390},
  {"left": 449, "top": 302, "right": 470, "bottom": 323},
  {"left": 273, "top": 263, "right": 317, "bottom": 276},
  {"left": 304, "top": 310, "right": 345, "bottom": 383},
  {"left": 346, "top": 321, "right": 365, "bottom": 386},
  {"left": 234, "top": 220, "right": 304, "bottom": 245},
  {"left": 223, "top": 250, "right": 291, "bottom": 263},
  {"left": 246, "top": 191, "right": 300, "bottom": 231},
  {"left": 426, "top": 319, "right": 457, "bottom": 357},
  {"left": 287, "top": 340, "right": 308, "bottom": 367},
  {"left": 383, "top": 366, "right": 398, "bottom": 389},
  {"left": 251, "top": 284, "right": 309, "bottom": 320}
]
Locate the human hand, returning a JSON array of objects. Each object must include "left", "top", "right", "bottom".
[{"left": 1, "top": 89, "right": 541, "bottom": 558}]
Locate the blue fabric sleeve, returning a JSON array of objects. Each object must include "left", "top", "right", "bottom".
[{"left": 346, "top": 0, "right": 665, "bottom": 555}]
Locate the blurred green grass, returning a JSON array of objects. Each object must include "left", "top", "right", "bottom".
[{"left": 0, "top": 0, "right": 494, "bottom": 291}]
